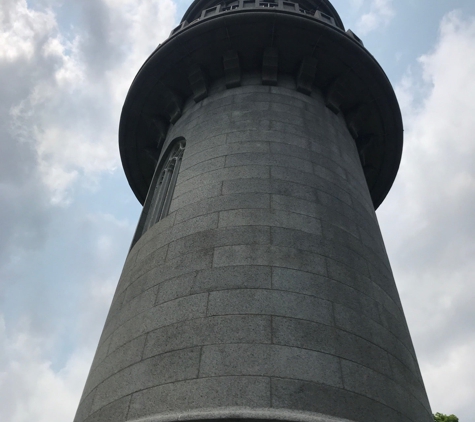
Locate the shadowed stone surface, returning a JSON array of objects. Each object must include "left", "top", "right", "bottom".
[{"left": 74, "top": 81, "right": 432, "bottom": 422}]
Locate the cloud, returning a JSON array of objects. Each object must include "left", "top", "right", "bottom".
[
  {"left": 0, "top": 315, "right": 90, "bottom": 422},
  {"left": 0, "top": 207, "right": 137, "bottom": 422},
  {"left": 355, "top": 0, "right": 395, "bottom": 35},
  {"left": 0, "top": 0, "right": 175, "bottom": 420},
  {"left": 3, "top": 0, "right": 176, "bottom": 205},
  {"left": 378, "top": 11, "right": 475, "bottom": 419}
]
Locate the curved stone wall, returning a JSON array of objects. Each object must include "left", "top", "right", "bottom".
[{"left": 74, "top": 78, "right": 432, "bottom": 422}]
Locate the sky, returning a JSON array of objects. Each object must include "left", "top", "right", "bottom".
[{"left": 0, "top": 0, "right": 474, "bottom": 421}]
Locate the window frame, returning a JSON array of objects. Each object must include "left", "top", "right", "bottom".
[{"left": 130, "top": 137, "right": 186, "bottom": 248}]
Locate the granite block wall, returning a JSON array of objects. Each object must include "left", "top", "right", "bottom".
[{"left": 74, "top": 79, "right": 432, "bottom": 422}]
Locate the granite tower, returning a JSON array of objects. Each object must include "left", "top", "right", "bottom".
[{"left": 74, "top": 0, "right": 433, "bottom": 421}]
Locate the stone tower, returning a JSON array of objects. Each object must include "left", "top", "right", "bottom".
[{"left": 74, "top": 1, "right": 433, "bottom": 421}]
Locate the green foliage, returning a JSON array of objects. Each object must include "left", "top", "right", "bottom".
[{"left": 434, "top": 412, "right": 459, "bottom": 422}]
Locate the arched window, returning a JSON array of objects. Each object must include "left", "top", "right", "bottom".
[{"left": 132, "top": 138, "right": 186, "bottom": 246}]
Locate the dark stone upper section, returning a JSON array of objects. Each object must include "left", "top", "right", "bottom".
[
  {"left": 119, "top": 0, "right": 403, "bottom": 209},
  {"left": 181, "top": 0, "right": 344, "bottom": 29}
]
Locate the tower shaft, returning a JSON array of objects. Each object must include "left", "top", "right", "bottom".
[{"left": 74, "top": 1, "right": 433, "bottom": 421}]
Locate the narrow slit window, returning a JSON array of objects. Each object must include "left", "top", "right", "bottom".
[{"left": 131, "top": 139, "right": 186, "bottom": 247}]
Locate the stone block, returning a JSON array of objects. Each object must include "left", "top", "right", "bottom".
[
  {"left": 184, "top": 133, "right": 226, "bottom": 159},
  {"left": 223, "top": 49, "right": 241, "bottom": 88},
  {"left": 272, "top": 266, "right": 380, "bottom": 323},
  {"left": 358, "top": 223, "right": 387, "bottom": 257},
  {"left": 176, "top": 160, "right": 269, "bottom": 197},
  {"left": 270, "top": 141, "right": 322, "bottom": 163},
  {"left": 370, "top": 317, "right": 419, "bottom": 374},
  {"left": 213, "top": 244, "right": 326, "bottom": 275},
  {"left": 207, "top": 289, "right": 332, "bottom": 326},
  {"left": 122, "top": 270, "right": 157, "bottom": 305},
  {"left": 271, "top": 378, "right": 412, "bottom": 422},
  {"left": 341, "top": 360, "right": 401, "bottom": 411},
  {"left": 335, "top": 329, "right": 391, "bottom": 377},
  {"left": 162, "top": 246, "right": 214, "bottom": 279},
  {"left": 271, "top": 179, "right": 319, "bottom": 202},
  {"left": 272, "top": 316, "right": 337, "bottom": 355},
  {"left": 378, "top": 302, "right": 413, "bottom": 347},
  {"left": 154, "top": 272, "right": 197, "bottom": 304},
  {"left": 270, "top": 165, "right": 317, "bottom": 188},
  {"left": 176, "top": 157, "right": 226, "bottom": 190},
  {"left": 340, "top": 359, "right": 431, "bottom": 422},
  {"left": 388, "top": 353, "right": 431, "bottom": 411},
  {"left": 83, "top": 335, "right": 147, "bottom": 396},
  {"left": 200, "top": 343, "right": 342, "bottom": 388},
  {"left": 321, "top": 219, "right": 361, "bottom": 246},
  {"left": 117, "top": 250, "right": 138, "bottom": 284},
  {"left": 316, "top": 207, "right": 360, "bottom": 240},
  {"left": 222, "top": 178, "right": 272, "bottom": 195},
  {"left": 316, "top": 183, "right": 353, "bottom": 208},
  {"left": 143, "top": 314, "right": 271, "bottom": 358},
  {"left": 271, "top": 267, "right": 329, "bottom": 296},
  {"left": 115, "top": 285, "right": 158, "bottom": 327},
  {"left": 268, "top": 119, "right": 313, "bottom": 138},
  {"left": 182, "top": 166, "right": 271, "bottom": 197},
  {"left": 170, "top": 213, "right": 219, "bottom": 244},
  {"left": 225, "top": 129, "right": 267, "bottom": 143},
  {"left": 92, "top": 347, "right": 201, "bottom": 412},
  {"left": 225, "top": 152, "right": 313, "bottom": 173},
  {"left": 271, "top": 194, "right": 319, "bottom": 217},
  {"left": 326, "top": 249, "right": 369, "bottom": 278},
  {"left": 167, "top": 226, "right": 271, "bottom": 261},
  {"left": 313, "top": 163, "right": 347, "bottom": 185},
  {"left": 193, "top": 265, "right": 272, "bottom": 293},
  {"left": 273, "top": 225, "right": 325, "bottom": 250},
  {"left": 367, "top": 262, "right": 402, "bottom": 305},
  {"left": 176, "top": 171, "right": 223, "bottom": 199},
  {"left": 127, "top": 376, "right": 271, "bottom": 420},
  {"left": 74, "top": 389, "right": 96, "bottom": 422},
  {"left": 274, "top": 227, "right": 369, "bottom": 277},
  {"left": 182, "top": 142, "right": 269, "bottom": 177},
  {"left": 133, "top": 245, "right": 168, "bottom": 280},
  {"left": 174, "top": 192, "right": 270, "bottom": 224},
  {"left": 372, "top": 282, "right": 403, "bottom": 317},
  {"left": 334, "top": 303, "right": 373, "bottom": 342},
  {"left": 269, "top": 100, "right": 306, "bottom": 117},
  {"left": 200, "top": 92, "right": 235, "bottom": 108},
  {"left": 108, "top": 293, "right": 208, "bottom": 354},
  {"left": 326, "top": 258, "right": 373, "bottom": 296},
  {"left": 83, "top": 396, "right": 130, "bottom": 422},
  {"left": 170, "top": 181, "right": 222, "bottom": 213},
  {"left": 133, "top": 211, "right": 176, "bottom": 250},
  {"left": 90, "top": 335, "right": 112, "bottom": 370},
  {"left": 218, "top": 209, "right": 322, "bottom": 236},
  {"left": 100, "top": 290, "right": 126, "bottom": 340}
]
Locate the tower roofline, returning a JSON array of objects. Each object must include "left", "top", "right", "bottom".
[{"left": 181, "top": 0, "right": 344, "bottom": 30}]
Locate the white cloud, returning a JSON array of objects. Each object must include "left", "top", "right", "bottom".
[
  {"left": 0, "top": 0, "right": 56, "bottom": 62},
  {"left": 3, "top": 0, "right": 176, "bottom": 205},
  {"left": 0, "top": 209, "right": 135, "bottom": 422},
  {"left": 0, "top": 315, "right": 91, "bottom": 422},
  {"left": 378, "top": 11, "right": 475, "bottom": 419},
  {"left": 0, "top": 0, "right": 174, "bottom": 420},
  {"left": 356, "top": 0, "right": 395, "bottom": 35}
]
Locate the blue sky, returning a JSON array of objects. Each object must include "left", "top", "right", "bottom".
[{"left": 1, "top": 0, "right": 475, "bottom": 420}]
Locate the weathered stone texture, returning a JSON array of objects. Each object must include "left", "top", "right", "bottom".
[{"left": 75, "top": 82, "right": 431, "bottom": 422}]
